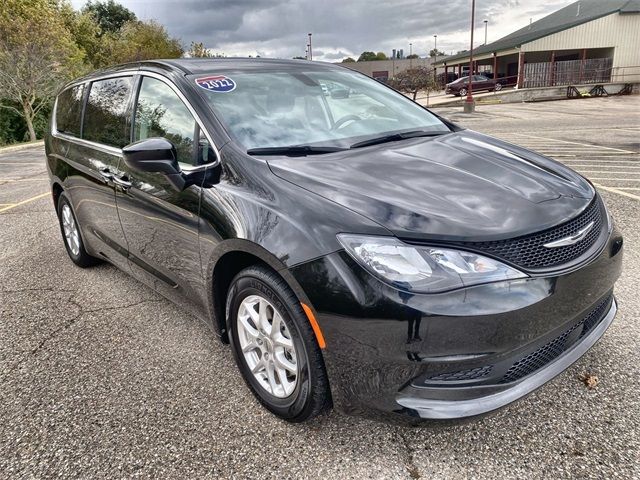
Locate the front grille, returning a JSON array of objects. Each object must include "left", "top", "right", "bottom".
[
  {"left": 460, "top": 196, "right": 604, "bottom": 270},
  {"left": 500, "top": 294, "right": 612, "bottom": 384},
  {"left": 427, "top": 365, "right": 493, "bottom": 382}
]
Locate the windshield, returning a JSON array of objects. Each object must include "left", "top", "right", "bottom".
[{"left": 192, "top": 68, "right": 449, "bottom": 151}]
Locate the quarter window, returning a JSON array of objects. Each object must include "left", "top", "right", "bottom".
[
  {"left": 134, "top": 77, "right": 196, "bottom": 166},
  {"left": 83, "top": 77, "right": 134, "bottom": 148},
  {"left": 56, "top": 84, "right": 85, "bottom": 137}
]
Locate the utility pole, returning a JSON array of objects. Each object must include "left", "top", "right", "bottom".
[
  {"left": 464, "top": 0, "right": 476, "bottom": 113},
  {"left": 484, "top": 20, "right": 488, "bottom": 45},
  {"left": 308, "top": 33, "right": 312, "bottom": 61}
]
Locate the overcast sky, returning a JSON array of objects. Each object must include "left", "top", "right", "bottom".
[{"left": 70, "top": 0, "right": 570, "bottom": 60}]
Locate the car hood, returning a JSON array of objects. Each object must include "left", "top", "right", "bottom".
[{"left": 266, "top": 130, "right": 595, "bottom": 242}]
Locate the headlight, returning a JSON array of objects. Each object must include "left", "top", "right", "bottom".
[{"left": 337, "top": 234, "right": 527, "bottom": 293}]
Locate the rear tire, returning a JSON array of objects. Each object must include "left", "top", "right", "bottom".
[
  {"left": 226, "top": 265, "right": 331, "bottom": 422},
  {"left": 56, "top": 192, "right": 101, "bottom": 268}
]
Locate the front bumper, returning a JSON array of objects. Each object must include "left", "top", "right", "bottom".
[
  {"left": 289, "top": 227, "right": 623, "bottom": 421},
  {"left": 395, "top": 297, "right": 616, "bottom": 419}
]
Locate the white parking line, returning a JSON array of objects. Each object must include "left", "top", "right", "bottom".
[
  {"left": 506, "top": 134, "right": 637, "bottom": 154},
  {"left": 586, "top": 177, "right": 640, "bottom": 181},
  {"left": 595, "top": 185, "right": 640, "bottom": 200},
  {"left": 578, "top": 170, "right": 640, "bottom": 174},
  {"left": 565, "top": 165, "right": 640, "bottom": 168}
]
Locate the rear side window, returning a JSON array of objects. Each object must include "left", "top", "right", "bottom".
[
  {"left": 134, "top": 76, "right": 196, "bottom": 166},
  {"left": 83, "top": 77, "right": 134, "bottom": 148},
  {"left": 56, "top": 85, "right": 85, "bottom": 137}
]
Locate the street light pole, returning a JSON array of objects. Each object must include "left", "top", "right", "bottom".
[
  {"left": 409, "top": 42, "right": 413, "bottom": 67},
  {"left": 484, "top": 19, "right": 488, "bottom": 45},
  {"left": 308, "top": 33, "right": 312, "bottom": 61},
  {"left": 434, "top": 34, "right": 437, "bottom": 55},
  {"left": 464, "top": 0, "right": 476, "bottom": 113}
]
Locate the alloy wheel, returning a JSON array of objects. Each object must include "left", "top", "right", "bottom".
[
  {"left": 236, "top": 294, "right": 298, "bottom": 398},
  {"left": 459, "top": 87, "right": 467, "bottom": 96},
  {"left": 61, "top": 204, "right": 80, "bottom": 256}
]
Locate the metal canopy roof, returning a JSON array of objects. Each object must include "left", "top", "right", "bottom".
[{"left": 437, "top": 0, "right": 640, "bottom": 65}]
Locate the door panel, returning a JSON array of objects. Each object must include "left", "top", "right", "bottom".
[
  {"left": 116, "top": 75, "right": 207, "bottom": 317},
  {"left": 65, "top": 143, "right": 129, "bottom": 270},
  {"left": 55, "top": 81, "right": 131, "bottom": 270}
]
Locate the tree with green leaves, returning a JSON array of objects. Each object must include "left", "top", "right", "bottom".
[
  {"left": 429, "top": 48, "right": 446, "bottom": 58},
  {"left": 58, "top": 2, "right": 102, "bottom": 68},
  {"left": 189, "top": 41, "right": 213, "bottom": 58},
  {"left": 0, "top": 0, "right": 86, "bottom": 141},
  {"left": 387, "top": 67, "right": 437, "bottom": 101},
  {"left": 357, "top": 51, "right": 377, "bottom": 62},
  {"left": 375, "top": 51, "right": 387, "bottom": 60},
  {"left": 100, "top": 20, "right": 183, "bottom": 66},
  {"left": 83, "top": 0, "right": 136, "bottom": 35},
  {"left": 406, "top": 53, "right": 419, "bottom": 59},
  {"left": 341, "top": 57, "right": 356, "bottom": 63}
]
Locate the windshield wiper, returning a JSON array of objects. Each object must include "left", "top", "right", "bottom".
[
  {"left": 350, "top": 130, "right": 447, "bottom": 149},
  {"left": 247, "top": 145, "right": 347, "bottom": 156}
]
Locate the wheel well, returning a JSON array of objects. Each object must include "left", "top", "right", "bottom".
[
  {"left": 212, "top": 251, "right": 269, "bottom": 343},
  {"left": 52, "top": 183, "right": 63, "bottom": 209}
]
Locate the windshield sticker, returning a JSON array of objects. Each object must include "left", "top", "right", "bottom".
[{"left": 195, "top": 75, "right": 236, "bottom": 92}]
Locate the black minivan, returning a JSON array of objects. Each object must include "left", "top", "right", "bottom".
[{"left": 46, "top": 58, "right": 622, "bottom": 422}]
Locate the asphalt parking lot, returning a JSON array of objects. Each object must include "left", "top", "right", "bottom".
[{"left": 1, "top": 96, "right": 638, "bottom": 479}]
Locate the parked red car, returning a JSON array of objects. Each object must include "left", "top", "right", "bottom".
[{"left": 445, "top": 75, "right": 503, "bottom": 96}]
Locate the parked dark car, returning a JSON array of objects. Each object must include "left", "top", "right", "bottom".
[
  {"left": 446, "top": 74, "right": 503, "bottom": 96},
  {"left": 46, "top": 58, "right": 622, "bottom": 423},
  {"left": 436, "top": 71, "right": 459, "bottom": 88}
]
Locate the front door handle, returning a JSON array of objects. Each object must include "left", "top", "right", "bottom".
[
  {"left": 98, "top": 167, "right": 113, "bottom": 182},
  {"left": 112, "top": 174, "right": 132, "bottom": 190}
]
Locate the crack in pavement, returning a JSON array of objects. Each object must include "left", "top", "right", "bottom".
[
  {"left": 0, "top": 297, "right": 164, "bottom": 384},
  {"left": 397, "top": 428, "right": 422, "bottom": 479}
]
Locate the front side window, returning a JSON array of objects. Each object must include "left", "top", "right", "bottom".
[
  {"left": 56, "top": 84, "right": 85, "bottom": 137},
  {"left": 83, "top": 77, "right": 134, "bottom": 148},
  {"left": 195, "top": 68, "right": 450, "bottom": 151},
  {"left": 134, "top": 77, "right": 196, "bottom": 166}
]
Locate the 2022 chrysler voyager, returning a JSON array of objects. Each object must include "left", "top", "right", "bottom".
[{"left": 45, "top": 58, "right": 623, "bottom": 422}]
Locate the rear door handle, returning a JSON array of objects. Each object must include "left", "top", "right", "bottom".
[{"left": 112, "top": 174, "right": 132, "bottom": 190}]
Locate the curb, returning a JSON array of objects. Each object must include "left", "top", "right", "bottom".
[{"left": 0, "top": 140, "right": 45, "bottom": 153}]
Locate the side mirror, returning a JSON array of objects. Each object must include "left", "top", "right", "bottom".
[
  {"left": 122, "top": 137, "right": 181, "bottom": 175},
  {"left": 122, "top": 137, "right": 186, "bottom": 191}
]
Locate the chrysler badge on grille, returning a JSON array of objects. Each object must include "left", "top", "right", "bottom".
[{"left": 543, "top": 221, "right": 596, "bottom": 248}]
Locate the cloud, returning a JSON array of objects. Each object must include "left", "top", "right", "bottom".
[{"left": 70, "top": 0, "right": 569, "bottom": 61}]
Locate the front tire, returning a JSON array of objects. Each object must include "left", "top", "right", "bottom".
[
  {"left": 226, "top": 265, "right": 331, "bottom": 422},
  {"left": 495, "top": 82, "right": 503, "bottom": 91},
  {"left": 56, "top": 192, "right": 101, "bottom": 268},
  {"left": 458, "top": 87, "right": 468, "bottom": 96}
]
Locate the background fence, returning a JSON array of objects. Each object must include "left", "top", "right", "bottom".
[{"left": 524, "top": 57, "right": 613, "bottom": 88}]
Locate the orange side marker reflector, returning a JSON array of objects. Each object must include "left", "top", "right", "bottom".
[{"left": 301, "top": 303, "right": 326, "bottom": 349}]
